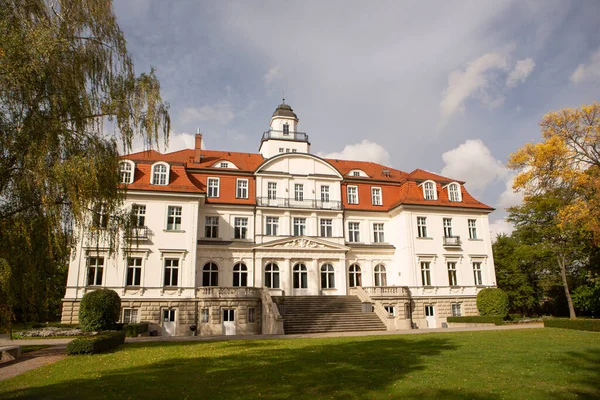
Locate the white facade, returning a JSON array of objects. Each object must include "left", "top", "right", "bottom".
[{"left": 62, "top": 103, "right": 496, "bottom": 336}]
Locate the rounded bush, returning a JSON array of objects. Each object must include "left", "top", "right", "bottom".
[
  {"left": 78, "top": 289, "right": 121, "bottom": 332},
  {"left": 477, "top": 288, "right": 509, "bottom": 316}
]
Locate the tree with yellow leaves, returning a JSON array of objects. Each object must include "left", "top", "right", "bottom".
[{"left": 508, "top": 103, "right": 600, "bottom": 318}]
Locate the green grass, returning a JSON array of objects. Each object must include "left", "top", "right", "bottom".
[
  {"left": 0, "top": 328, "right": 598, "bottom": 399},
  {"left": 21, "top": 345, "right": 52, "bottom": 354}
]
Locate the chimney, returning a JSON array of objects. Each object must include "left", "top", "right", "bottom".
[{"left": 194, "top": 130, "right": 203, "bottom": 163}]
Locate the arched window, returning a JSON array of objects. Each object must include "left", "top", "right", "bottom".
[
  {"left": 152, "top": 163, "right": 169, "bottom": 185},
  {"left": 120, "top": 161, "right": 134, "bottom": 184},
  {"left": 264, "top": 263, "right": 280, "bottom": 289},
  {"left": 348, "top": 264, "right": 362, "bottom": 288},
  {"left": 293, "top": 263, "right": 308, "bottom": 289},
  {"left": 321, "top": 264, "right": 335, "bottom": 289},
  {"left": 202, "top": 262, "right": 218, "bottom": 287},
  {"left": 447, "top": 183, "right": 461, "bottom": 202},
  {"left": 374, "top": 264, "right": 387, "bottom": 287},
  {"left": 423, "top": 181, "right": 436, "bottom": 200},
  {"left": 233, "top": 263, "right": 247, "bottom": 287}
]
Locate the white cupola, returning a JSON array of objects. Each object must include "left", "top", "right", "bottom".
[{"left": 259, "top": 101, "right": 310, "bottom": 158}]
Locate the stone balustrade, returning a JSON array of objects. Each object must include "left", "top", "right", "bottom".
[
  {"left": 362, "top": 286, "right": 409, "bottom": 297},
  {"left": 195, "top": 287, "right": 261, "bottom": 299}
]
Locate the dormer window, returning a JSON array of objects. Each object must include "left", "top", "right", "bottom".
[
  {"left": 349, "top": 169, "right": 368, "bottom": 177},
  {"left": 283, "top": 123, "right": 289, "bottom": 135},
  {"left": 120, "top": 160, "right": 135, "bottom": 184},
  {"left": 353, "top": 171, "right": 360, "bottom": 176},
  {"left": 423, "top": 181, "right": 437, "bottom": 200},
  {"left": 448, "top": 183, "right": 462, "bottom": 202},
  {"left": 220, "top": 162, "right": 228, "bottom": 168},
  {"left": 151, "top": 162, "right": 169, "bottom": 186}
]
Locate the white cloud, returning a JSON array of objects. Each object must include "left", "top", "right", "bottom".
[
  {"left": 489, "top": 218, "right": 515, "bottom": 239},
  {"left": 263, "top": 65, "right": 281, "bottom": 86},
  {"left": 570, "top": 47, "right": 600, "bottom": 83},
  {"left": 440, "top": 139, "right": 507, "bottom": 192},
  {"left": 180, "top": 104, "right": 235, "bottom": 126},
  {"left": 318, "top": 140, "right": 391, "bottom": 166},
  {"left": 165, "top": 132, "right": 196, "bottom": 152},
  {"left": 497, "top": 174, "right": 524, "bottom": 209},
  {"left": 506, "top": 58, "right": 535, "bottom": 87}
]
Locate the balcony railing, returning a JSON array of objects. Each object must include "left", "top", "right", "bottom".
[
  {"left": 443, "top": 236, "right": 461, "bottom": 247},
  {"left": 261, "top": 130, "right": 309, "bottom": 142},
  {"left": 196, "top": 287, "right": 261, "bottom": 299},
  {"left": 257, "top": 197, "right": 342, "bottom": 210},
  {"left": 124, "top": 226, "right": 150, "bottom": 240},
  {"left": 362, "top": 286, "right": 410, "bottom": 297}
]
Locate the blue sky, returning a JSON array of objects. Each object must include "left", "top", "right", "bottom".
[{"left": 113, "top": 0, "right": 600, "bottom": 236}]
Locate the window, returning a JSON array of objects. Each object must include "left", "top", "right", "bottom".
[
  {"left": 87, "top": 257, "right": 104, "bottom": 286},
  {"left": 371, "top": 187, "right": 382, "bottom": 206},
  {"left": 373, "top": 223, "right": 385, "bottom": 243},
  {"left": 348, "top": 222, "right": 360, "bottom": 242},
  {"left": 283, "top": 123, "right": 289, "bottom": 135},
  {"left": 205, "top": 216, "right": 219, "bottom": 238},
  {"left": 152, "top": 163, "right": 168, "bottom": 185},
  {"left": 347, "top": 186, "right": 358, "bottom": 204},
  {"left": 236, "top": 179, "right": 248, "bottom": 199},
  {"left": 207, "top": 178, "right": 219, "bottom": 198},
  {"left": 93, "top": 204, "right": 109, "bottom": 229},
  {"left": 448, "top": 183, "right": 461, "bottom": 202},
  {"left": 293, "top": 217, "right": 306, "bottom": 236},
  {"left": 265, "top": 263, "right": 280, "bottom": 289},
  {"left": 294, "top": 184, "right": 304, "bottom": 201},
  {"left": 292, "top": 149, "right": 297, "bottom": 153},
  {"left": 417, "top": 217, "right": 427, "bottom": 238},
  {"left": 248, "top": 307, "right": 256, "bottom": 323},
  {"left": 234, "top": 217, "right": 248, "bottom": 239},
  {"left": 321, "top": 264, "right": 335, "bottom": 289},
  {"left": 293, "top": 263, "right": 308, "bottom": 289},
  {"left": 286, "top": 148, "right": 290, "bottom": 153},
  {"left": 200, "top": 308, "right": 209, "bottom": 323},
  {"left": 233, "top": 263, "right": 248, "bottom": 287},
  {"left": 279, "top": 147, "right": 284, "bottom": 153},
  {"left": 120, "top": 161, "right": 134, "bottom": 184},
  {"left": 447, "top": 262, "right": 457, "bottom": 286},
  {"left": 167, "top": 206, "right": 182, "bottom": 230},
  {"left": 126, "top": 257, "right": 142, "bottom": 286},
  {"left": 220, "top": 162, "right": 228, "bottom": 168},
  {"left": 320, "top": 219, "right": 333, "bottom": 238},
  {"left": 321, "top": 186, "right": 330, "bottom": 202},
  {"left": 164, "top": 258, "right": 179, "bottom": 286},
  {"left": 473, "top": 262, "right": 483, "bottom": 285},
  {"left": 384, "top": 306, "right": 396, "bottom": 316},
  {"left": 451, "top": 303, "right": 462, "bottom": 317},
  {"left": 421, "top": 261, "right": 431, "bottom": 286},
  {"left": 374, "top": 264, "right": 387, "bottom": 287},
  {"left": 266, "top": 217, "right": 279, "bottom": 236},
  {"left": 443, "top": 218, "right": 453, "bottom": 237},
  {"left": 423, "top": 181, "right": 436, "bottom": 200},
  {"left": 122, "top": 308, "right": 138, "bottom": 324},
  {"left": 132, "top": 204, "right": 146, "bottom": 227},
  {"left": 425, "top": 305, "right": 435, "bottom": 317},
  {"left": 202, "top": 263, "right": 218, "bottom": 287},
  {"left": 349, "top": 264, "right": 362, "bottom": 287},
  {"left": 468, "top": 219, "right": 478, "bottom": 239},
  {"left": 267, "top": 182, "right": 277, "bottom": 199},
  {"left": 353, "top": 171, "right": 360, "bottom": 176}
]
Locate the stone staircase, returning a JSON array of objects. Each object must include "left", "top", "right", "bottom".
[{"left": 272, "top": 295, "right": 387, "bottom": 334}]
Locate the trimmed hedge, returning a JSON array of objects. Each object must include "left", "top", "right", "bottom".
[
  {"left": 447, "top": 316, "right": 504, "bottom": 325},
  {"left": 123, "top": 323, "right": 149, "bottom": 337},
  {"left": 544, "top": 318, "right": 600, "bottom": 332},
  {"left": 66, "top": 331, "right": 126, "bottom": 355},
  {"left": 79, "top": 289, "right": 121, "bottom": 332},
  {"left": 477, "top": 288, "right": 509, "bottom": 317}
]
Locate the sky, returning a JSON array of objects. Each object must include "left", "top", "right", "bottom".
[{"left": 113, "top": 0, "right": 600, "bottom": 237}]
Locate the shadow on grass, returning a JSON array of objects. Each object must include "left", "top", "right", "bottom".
[
  {"left": 558, "top": 349, "right": 600, "bottom": 399},
  {"left": 0, "top": 336, "right": 500, "bottom": 400}
]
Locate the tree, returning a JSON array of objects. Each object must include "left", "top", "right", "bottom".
[{"left": 0, "top": 1, "right": 170, "bottom": 330}]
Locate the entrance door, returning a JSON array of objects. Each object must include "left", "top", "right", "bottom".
[
  {"left": 162, "top": 309, "right": 176, "bottom": 336},
  {"left": 222, "top": 309, "right": 236, "bottom": 335},
  {"left": 425, "top": 305, "right": 436, "bottom": 328}
]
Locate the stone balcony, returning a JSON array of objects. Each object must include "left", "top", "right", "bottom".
[
  {"left": 195, "top": 287, "right": 262, "bottom": 299},
  {"left": 362, "top": 286, "right": 410, "bottom": 298}
]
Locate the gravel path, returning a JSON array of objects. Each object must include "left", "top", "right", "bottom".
[{"left": 0, "top": 345, "right": 67, "bottom": 381}]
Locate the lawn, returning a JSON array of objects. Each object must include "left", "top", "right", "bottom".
[{"left": 0, "top": 328, "right": 598, "bottom": 399}]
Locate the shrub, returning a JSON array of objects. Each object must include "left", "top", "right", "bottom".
[
  {"left": 544, "top": 318, "right": 600, "bottom": 332},
  {"left": 78, "top": 289, "right": 121, "bottom": 332},
  {"left": 477, "top": 288, "right": 509, "bottom": 316},
  {"left": 123, "top": 323, "right": 149, "bottom": 337},
  {"left": 66, "top": 331, "right": 126, "bottom": 355},
  {"left": 447, "top": 316, "right": 504, "bottom": 325},
  {"left": 507, "top": 314, "right": 522, "bottom": 321}
]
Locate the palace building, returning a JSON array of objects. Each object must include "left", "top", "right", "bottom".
[{"left": 61, "top": 102, "right": 496, "bottom": 336}]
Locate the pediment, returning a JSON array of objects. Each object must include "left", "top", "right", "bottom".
[{"left": 255, "top": 237, "right": 348, "bottom": 251}]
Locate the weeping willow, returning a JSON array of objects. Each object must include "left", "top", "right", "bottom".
[{"left": 0, "top": 0, "right": 170, "bottom": 328}]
